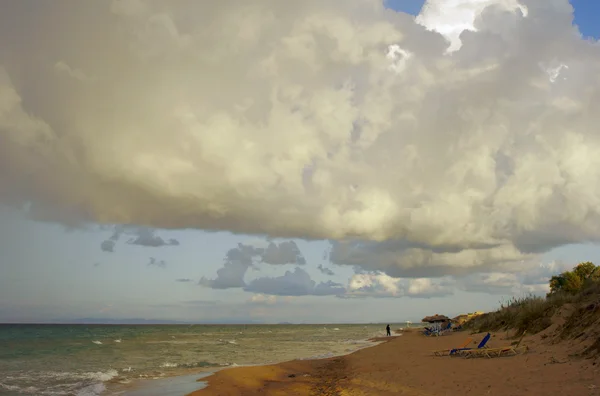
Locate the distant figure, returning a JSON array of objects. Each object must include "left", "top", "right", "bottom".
[{"left": 386, "top": 324, "right": 391, "bottom": 336}]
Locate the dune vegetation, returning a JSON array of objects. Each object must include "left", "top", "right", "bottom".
[{"left": 464, "top": 262, "right": 600, "bottom": 356}]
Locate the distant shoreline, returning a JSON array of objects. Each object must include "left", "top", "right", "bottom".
[{"left": 0, "top": 321, "right": 420, "bottom": 325}]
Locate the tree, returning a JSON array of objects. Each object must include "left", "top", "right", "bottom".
[
  {"left": 573, "top": 262, "right": 600, "bottom": 282},
  {"left": 548, "top": 262, "right": 600, "bottom": 295}
]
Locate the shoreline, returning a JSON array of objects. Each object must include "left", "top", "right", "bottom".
[
  {"left": 187, "top": 329, "right": 600, "bottom": 395},
  {"left": 115, "top": 331, "right": 400, "bottom": 395},
  {"left": 185, "top": 334, "right": 399, "bottom": 395}
]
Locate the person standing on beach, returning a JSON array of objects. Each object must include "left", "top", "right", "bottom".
[{"left": 386, "top": 324, "right": 391, "bottom": 336}]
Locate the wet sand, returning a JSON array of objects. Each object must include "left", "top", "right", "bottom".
[
  {"left": 123, "top": 372, "right": 210, "bottom": 395},
  {"left": 188, "top": 329, "right": 600, "bottom": 395}
]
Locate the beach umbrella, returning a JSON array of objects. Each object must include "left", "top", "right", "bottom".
[{"left": 421, "top": 314, "right": 450, "bottom": 323}]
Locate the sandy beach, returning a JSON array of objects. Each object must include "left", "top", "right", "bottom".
[{"left": 189, "top": 328, "right": 600, "bottom": 395}]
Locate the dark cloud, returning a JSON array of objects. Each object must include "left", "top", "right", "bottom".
[
  {"left": 198, "top": 244, "right": 258, "bottom": 289},
  {"left": 244, "top": 267, "right": 345, "bottom": 297},
  {"left": 126, "top": 227, "right": 180, "bottom": 247},
  {"left": 99, "top": 226, "right": 180, "bottom": 252},
  {"left": 317, "top": 264, "right": 335, "bottom": 276},
  {"left": 199, "top": 259, "right": 248, "bottom": 289},
  {"left": 100, "top": 240, "right": 115, "bottom": 253},
  {"left": 175, "top": 278, "right": 193, "bottom": 283},
  {"left": 148, "top": 257, "right": 167, "bottom": 268},
  {"left": 328, "top": 239, "right": 534, "bottom": 278},
  {"left": 199, "top": 241, "right": 309, "bottom": 289},
  {"left": 260, "top": 241, "right": 306, "bottom": 265}
]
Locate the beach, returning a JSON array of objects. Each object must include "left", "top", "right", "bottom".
[{"left": 190, "top": 329, "right": 600, "bottom": 395}]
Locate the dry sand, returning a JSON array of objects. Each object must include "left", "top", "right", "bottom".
[{"left": 188, "top": 328, "right": 600, "bottom": 395}]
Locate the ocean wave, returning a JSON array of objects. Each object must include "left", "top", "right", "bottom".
[
  {"left": 5, "top": 369, "right": 119, "bottom": 382},
  {"left": 159, "top": 360, "right": 219, "bottom": 369},
  {"left": 298, "top": 352, "right": 335, "bottom": 360},
  {"left": 217, "top": 338, "right": 237, "bottom": 345},
  {"left": 343, "top": 339, "right": 373, "bottom": 345},
  {"left": 0, "top": 382, "right": 46, "bottom": 395},
  {"left": 76, "top": 382, "right": 107, "bottom": 396},
  {"left": 1, "top": 369, "right": 119, "bottom": 396}
]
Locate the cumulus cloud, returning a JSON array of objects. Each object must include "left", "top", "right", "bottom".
[
  {"left": 199, "top": 240, "right": 309, "bottom": 288},
  {"left": 195, "top": 244, "right": 564, "bottom": 298},
  {"left": 244, "top": 267, "right": 346, "bottom": 297},
  {"left": 199, "top": 259, "right": 249, "bottom": 289},
  {"left": 2, "top": 0, "right": 600, "bottom": 278},
  {"left": 416, "top": 0, "right": 527, "bottom": 52},
  {"left": 328, "top": 239, "right": 537, "bottom": 277},
  {"left": 317, "top": 264, "right": 335, "bottom": 276},
  {"left": 199, "top": 243, "right": 259, "bottom": 288},
  {"left": 261, "top": 241, "right": 306, "bottom": 265},
  {"left": 344, "top": 272, "right": 454, "bottom": 298}
]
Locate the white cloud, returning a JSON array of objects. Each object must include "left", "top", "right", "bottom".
[
  {"left": 1, "top": 0, "right": 600, "bottom": 279},
  {"left": 344, "top": 272, "right": 454, "bottom": 298},
  {"left": 247, "top": 294, "right": 278, "bottom": 305},
  {"left": 416, "top": 0, "right": 528, "bottom": 52}
]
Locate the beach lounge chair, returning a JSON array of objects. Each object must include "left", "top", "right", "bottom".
[
  {"left": 449, "top": 332, "right": 491, "bottom": 356},
  {"left": 463, "top": 331, "right": 528, "bottom": 358},
  {"left": 423, "top": 322, "right": 451, "bottom": 337},
  {"left": 432, "top": 337, "right": 473, "bottom": 356},
  {"left": 439, "top": 322, "right": 453, "bottom": 335}
]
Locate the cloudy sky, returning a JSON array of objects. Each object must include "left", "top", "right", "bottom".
[{"left": 1, "top": 0, "right": 600, "bottom": 324}]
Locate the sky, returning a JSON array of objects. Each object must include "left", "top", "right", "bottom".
[{"left": 1, "top": 0, "right": 600, "bottom": 324}]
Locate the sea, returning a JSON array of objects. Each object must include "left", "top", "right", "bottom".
[{"left": 0, "top": 323, "right": 414, "bottom": 395}]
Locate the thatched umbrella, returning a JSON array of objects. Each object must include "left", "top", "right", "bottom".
[{"left": 422, "top": 314, "right": 450, "bottom": 323}]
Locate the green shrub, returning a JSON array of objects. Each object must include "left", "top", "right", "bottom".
[
  {"left": 464, "top": 262, "right": 600, "bottom": 336},
  {"left": 549, "top": 262, "right": 600, "bottom": 295},
  {"left": 465, "top": 292, "right": 576, "bottom": 335}
]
